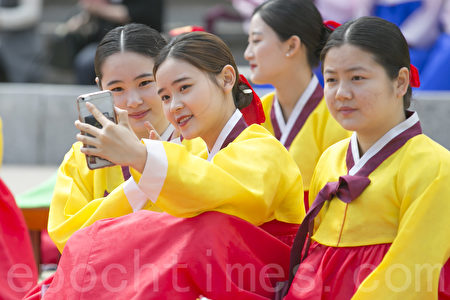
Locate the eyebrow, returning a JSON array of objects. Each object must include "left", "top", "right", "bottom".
[
  {"left": 106, "top": 73, "right": 153, "bottom": 86},
  {"left": 249, "top": 31, "right": 263, "bottom": 36},
  {"left": 157, "top": 76, "right": 190, "bottom": 95},
  {"left": 324, "top": 66, "right": 369, "bottom": 74}
]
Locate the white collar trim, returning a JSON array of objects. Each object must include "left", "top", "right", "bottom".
[
  {"left": 160, "top": 123, "right": 175, "bottom": 142},
  {"left": 274, "top": 75, "right": 319, "bottom": 145},
  {"left": 207, "top": 109, "right": 243, "bottom": 161},
  {"left": 349, "top": 111, "right": 419, "bottom": 175}
]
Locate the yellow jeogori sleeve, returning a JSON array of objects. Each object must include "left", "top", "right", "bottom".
[
  {"left": 48, "top": 142, "right": 139, "bottom": 252},
  {"left": 151, "top": 125, "right": 305, "bottom": 225}
]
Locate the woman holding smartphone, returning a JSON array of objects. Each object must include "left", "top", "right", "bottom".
[
  {"left": 244, "top": 0, "right": 351, "bottom": 210},
  {"left": 41, "top": 31, "right": 305, "bottom": 299},
  {"left": 47, "top": 23, "right": 178, "bottom": 253}
]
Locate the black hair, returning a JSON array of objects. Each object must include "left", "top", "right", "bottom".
[
  {"left": 153, "top": 31, "right": 252, "bottom": 109},
  {"left": 253, "top": 0, "right": 331, "bottom": 69},
  {"left": 94, "top": 23, "right": 167, "bottom": 82},
  {"left": 320, "top": 16, "right": 413, "bottom": 108}
]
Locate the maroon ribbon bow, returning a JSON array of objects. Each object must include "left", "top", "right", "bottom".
[
  {"left": 288, "top": 175, "right": 371, "bottom": 280},
  {"left": 273, "top": 174, "right": 371, "bottom": 299},
  {"left": 238, "top": 74, "right": 266, "bottom": 125},
  {"left": 410, "top": 64, "right": 420, "bottom": 88},
  {"left": 318, "top": 175, "right": 371, "bottom": 204}
]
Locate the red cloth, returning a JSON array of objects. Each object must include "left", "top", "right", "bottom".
[
  {"left": 259, "top": 220, "right": 299, "bottom": 247},
  {"left": 440, "top": 259, "right": 450, "bottom": 300},
  {"left": 40, "top": 229, "right": 60, "bottom": 265},
  {"left": 285, "top": 242, "right": 390, "bottom": 299},
  {"left": 285, "top": 242, "right": 450, "bottom": 299},
  {"left": 23, "top": 274, "right": 54, "bottom": 300},
  {"left": 0, "top": 178, "right": 38, "bottom": 299},
  {"left": 42, "top": 211, "right": 291, "bottom": 299},
  {"left": 239, "top": 74, "right": 266, "bottom": 125},
  {"left": 303, "top": 191, "right": 309, "bottom": 212}
]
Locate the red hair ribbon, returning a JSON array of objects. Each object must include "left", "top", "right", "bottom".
[
  {"left": 169, "top": 25, "right": 205, "bottom": 37},
  {"left": 323, "top": 20, "right": 341, "bottom": 31},
  {"left": 238, "top": 74, "right": 266, "bottom": 125},
  {"left": 409, "top": 64, "right": 420, "bottom": 88}
]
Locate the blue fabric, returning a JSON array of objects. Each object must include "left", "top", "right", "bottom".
[
  {"left": 374, "top": 1, "right": 422, "bottom": 26},
  {"left": 314, "top": 65, "right": 324, "bottom": 87},
  {"left": 419, "top": 34, "right": 450, "bottom": 90},
  {"left": 409, "top": 47, "right": 431, "bottom": 71}
]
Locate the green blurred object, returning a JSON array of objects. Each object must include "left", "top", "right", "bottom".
[{"left": 16, "top": 172, "right": 57, "bottom": 208}]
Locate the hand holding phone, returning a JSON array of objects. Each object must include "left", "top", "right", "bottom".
[
  {"left": 77, "top": 90, "right": 117, "bottom": 169},
  {"left": 75, "top": 92, "right": 148, "bottom": 173}
]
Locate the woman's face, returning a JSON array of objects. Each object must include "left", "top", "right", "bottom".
[
  {"left": 244, "top": 13, "right": 288, "bottom": 85},
  {"left": 156, "top": 58, "right": 232, "bottom": 148},
  {"left": 100, "top": 51, "right": 168, "bottom": 139},
  {"left": 323, "top": 44, "right": 405, "bottom": 139}
]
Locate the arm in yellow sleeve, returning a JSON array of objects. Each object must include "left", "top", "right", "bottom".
[
  {"left": 353, "top": 146, "right": 450, "bottom": 299},
  {"left": 137, "top": 125, "right": 305, "bottom": 225},
  {"left": 48, "top": 142, "right": 137, "bottom": 252}
]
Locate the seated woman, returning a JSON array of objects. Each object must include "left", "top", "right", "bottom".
[
  {"left": 39, "top": 31, "right": 305, "bottom": 299},
  {"left": 244, "top": 0, "right": 351, "bottom": 210},
  {"left": 280, "top": 16, "right": 450, "bottom": 299},
  {"left": 0, "top": 117, "right": 38, "bottom": 298},
  {"left": 48, "top": 23, "right": 178, "bottom": 253}
]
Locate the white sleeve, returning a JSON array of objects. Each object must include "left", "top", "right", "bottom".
[
  {"left": 122, "top": 139, "right": 171, "bottom": 210},
  {"left": 123, "top": 177, "right": 149, "bottom": 212},
  {"left": 136, "top": 139, "right": 169, "bottom": 203}
]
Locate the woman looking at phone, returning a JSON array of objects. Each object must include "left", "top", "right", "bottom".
[
  {"left": 39, "top": 31, "right": 305, "bottom": 299},
  {"left": 244, "top": 0, "right": 351, "bottom": 210},
  {"left": 74, "top": 30, "right": 304, "bottom": 235},
  {"left": 48, "top": 23, "right": 177, "bottom": 252}
]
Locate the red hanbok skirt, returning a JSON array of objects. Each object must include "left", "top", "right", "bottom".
[
  {"left": 285, "top": 242, "right": 449, "bottom": 300},
  {"left": 38, "top": 210, "right": 295, "bottom": 299},
  {"left": 0, "top": 178, "right": 37, "bottom": 299}
]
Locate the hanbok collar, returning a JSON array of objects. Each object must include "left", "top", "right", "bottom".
[
  {"left": 160, "top": 123, "right": 176, "bottom": 142},
  {"left": 271, "top": 75, "right": 323, "bottom": 149},
  {"left": 285, "top": 111, "right": 422, "bottom": 284},
  {"left": 348, "top": 111, "right": 422, "bottom": 176},
  {"left": 207, "top": 110, "right": 247, "bottom": 161}
]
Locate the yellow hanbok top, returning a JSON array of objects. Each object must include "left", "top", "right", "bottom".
[
  {"left": 309, "top": 112, "right": 450, "bottom": 298},
  {"left": 49, "top": 111, "right": 305, "bottom": 252}
]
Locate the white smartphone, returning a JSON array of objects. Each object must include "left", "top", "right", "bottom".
[{"left": 77, "top": 90, "right": 117, "bottom": 170}]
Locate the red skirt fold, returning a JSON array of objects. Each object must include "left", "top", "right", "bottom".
[
  {"left": 285, "top": 242, "right": 450, "bottom": 300},
  {"left": 0, "top": 178, "right": 38, "bottom": 299},
  {"left": 285, "top": 242, "right": 390, "bottom": 300},
  {"left": 42, "top": 211, "right": 291, "bottom": 299}
]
